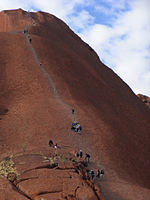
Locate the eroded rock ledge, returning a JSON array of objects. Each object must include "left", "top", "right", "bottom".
[{"left": 0, "top": 149, "right": 104, "bottom": 200}]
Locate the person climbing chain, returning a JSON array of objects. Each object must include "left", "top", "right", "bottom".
[
  {"left": 72, "top": 108, "right": 74, "bottom": 114},
  {"left": 79, "top": 150, "right": 83, "bottom": 158}
]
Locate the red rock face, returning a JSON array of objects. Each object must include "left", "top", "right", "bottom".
[
  {"left": 0, "top": 9, "right": 33, "bottom": 32},
  {"left": 0, "top": 9, "right": 150, "bottom": 200},
  {"left": 0, "top": 150, "right": 103, "bottom": 200},
  {"left": 137, "top": 94, "right": 150, "bottom": 109}
]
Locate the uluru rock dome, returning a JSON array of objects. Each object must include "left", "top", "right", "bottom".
[{"left": 0, "top": 9, "right": 150, "bottom": 200}]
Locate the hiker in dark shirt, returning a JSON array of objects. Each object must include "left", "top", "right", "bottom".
[
  {"left": 85, "top": 153, "right": 90, "bottom": 163},
  {"left": 100, "top": 169, "right": 104, "bottom": 178},
  {"left": 75, "top": 152, "right": 79, "bottom": 157},
  {"left": 72, "top": 109, "right": 74, "bottom": 114},
  {"left": 79, "top": 150, "right": 83, "bottom": 158},
  {"left": 49, "top": 140, "right": 53, "bottom": 147},
  {"left": 90, "top": 170, "right": 95, "bottom": 180},
  {"left": 96, "top": 169, "right": 101, "bottom": 178}
]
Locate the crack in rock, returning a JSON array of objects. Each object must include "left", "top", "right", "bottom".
[
  {"left": 75, "top": 163, "right": 102, "bottom": 200},
  {"left": 23, "top": 163, "right": 58, "bottom": 174},
  {"left": 15, "top": 176, "right": 38, "bottom": 185},
  {"left": 32, "top": 190, "right": 62, "bottom": 198},
  {"left": 56, "top": 167, "right": 75, "bottom": 170},
  {"left": 9, "top": 181, "right": 34, "bottom": 200}
]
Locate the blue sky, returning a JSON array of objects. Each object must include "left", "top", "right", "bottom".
[{"left": 0, "top": 0, "right": 150, "bottom": 96}]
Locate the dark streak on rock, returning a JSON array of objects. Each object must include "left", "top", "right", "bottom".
[
  {"left": 9, "top": 181, "right": 33, "bottom": 200},
  {"left": 23, "top": 163, "right": 58, "bottom": 174},
  {"left": 33, "top": 190, "right": 62, "bottom": 198},
  {"left": 75, "top": 163, "right": 101, "bottom": 200},
  {"left": 55, "top": 167, "right": 74, "bottom": 170},
  {"left": 15, "top": 176, "right": 38, "bottom": 184}
]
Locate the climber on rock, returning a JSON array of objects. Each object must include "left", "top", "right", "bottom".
[
  {"left": 49, "top": 140, "right": 53, "bottom": 147},
  {"left": 75, "top": 151, "right": 79, "bottom": 158},
  {"left": 85, "top": 153, "right": 90, "bottom": 164},
  {"left": 72, "top": 108, "right": 74, "bottom": 114},
  {"left": 96, "top": 169, "right": 101, "bottom": 178},
  {"left": 54, "top": 143, "right": 58, "bottom": 150},
  {"left": 71, "top": 121, "right": 82, "bottom": 133},
  {"left": 79, "top": 150, "right": 83, "bottom": 158},
  {"left": 100, "top": 169, "right": 104, "bottom": 178},
  {"left": 90, "top": 170, "right": 95, "bottom": 180}
]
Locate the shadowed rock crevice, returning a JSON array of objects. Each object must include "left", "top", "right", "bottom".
[
  {"left": 15, "top": 176, "right": 38, "bottom": 184},
  {"left": 10, "top": 181, "right": 33, "bottom": 200},
  {"left": 0, "top": 107, "right": 9, "bottom": 115},
  {"left": 74, "top": 163, "right": 103, "bottom": 200},
  {"left": 33, "top": 190, "right": 62, "bottom": 198},
  {"left": 56, "top": 167, "right": 75, "bottom": 170},
  {"left": 22, "top": 163, "right": 58, "bottom": 174}
]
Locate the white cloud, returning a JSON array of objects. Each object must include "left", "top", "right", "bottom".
[
  {"left": 95, "top": 0, "right": 128, "bottom": 15},
  {"left": 0, "top": 0, "right": 31, "bottom": 11},
  {"left": 79, "top": 0, "right": 150, "bottom": 95},
  {"left": 95, "top": 0, "right": 131, "bottom": 16},
  {"left": 68, "top": 10, "right": 94, "bottom": 30},
  {"left": 31, "top": 0, "right": 91, "bottom": 21}
]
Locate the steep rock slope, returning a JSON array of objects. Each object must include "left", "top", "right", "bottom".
[{"left": 0, "top": 9, "right": 150, "bottom": 200}]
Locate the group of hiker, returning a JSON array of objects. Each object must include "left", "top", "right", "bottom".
[
  {"left": 49, "top": 138, "right": 104, "bottom": 181},
  {"left": 88, "top": 169, "right": 104, "bottom": 180},
  {"left": 28, "top": 34, "right": 32, "bottom": 43},
  {"left": 73, "top": 109, "right": 104, "bottom": 180},
  {"left": 23, "top": 22, "right": 104, "bottom": 182},
  {"left": 71, "top": 121, "right": 82, "bottom": 133},
  {"left": 71, "top": 109, "right": 82, "bottom": 133},
  {"left": 48, "top": 94, "right": 104, "bottom": 181},
  {"left": 23, "top": 29, "right": 32, "bottom": 43},
  {"left": 75, "top": 149, "right": 104, "bottom": 180},
  {"left": 75, "top": 150, "right": 90, "bottom": 164},
  {"left": 24, "top": 31, "right": 104, "bottom": 182}
]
